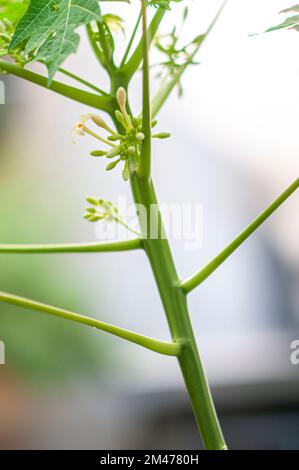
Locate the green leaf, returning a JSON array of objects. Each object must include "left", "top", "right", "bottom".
[
  {"left": 281, "top": 4, "right": 299, "bottom": 13},
  {"left": 10, "top": 0, "right": 100, "bottom": 80},
  {"left": 267, "top": 5, "right": 299, "bottom": 32}
]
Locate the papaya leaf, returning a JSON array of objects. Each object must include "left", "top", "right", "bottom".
[
  {"left": 9, "top": 0, "right": 100, "bottom": 80},
  {"left": 267, "top": 4, "right": 299, "bottom": 32}
]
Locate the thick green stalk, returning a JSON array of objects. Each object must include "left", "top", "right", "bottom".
[
  {"left": 182, "top": 177, "right": 299, "bottom": 294},
  {"left": 130, "top": 174, "right": 227, "bottom": 450},
  {"left": 0, "top": 290, "right": 180, "bottom": 356},
  {"left": 0, "top": 60, "right": 113, "bottom": 113},
  {"left": 0, "top": 239, "right": 141, "bottom": 254},
  {"left": 138, "top": 0, "right": 152, "bottom": 180}
]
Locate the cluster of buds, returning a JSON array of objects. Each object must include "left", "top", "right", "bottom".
[
  {"left": 0, "top": 18, "right": 13, "bottom": 55},
  {"left": 73, "top": 87, "right": 170, "bottom": 181},
  {"left": 83, "top": 197, "right": 119, "bottom": 223},
  {"left": 0, "top": 18, "right": 29, "bottom": 64},
  {"left": 83, "top": 196, "right": 140, "bottom": 235}
]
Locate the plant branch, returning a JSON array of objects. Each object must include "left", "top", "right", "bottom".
[
  {"left": 59, "top": 68, "right": 108, "bottom": 96},
  {"left": 152, "top": 0, "right": 227, "bottom": 117},
  {"left": 137, "top": 0, "right": 152, "bottom": 180},
  {"left": 0, "top": 290, "right": 181, "bottom": 356},
  {"left": 120, "top": 8, "right": 142, "bottom": 68},
  {"left": 0, "top": 239, "right": 142, "bottom": 254},
  {"left": 0, "top": 60, "right": 113, "bottom": 113},
  {"left": 182, "top": 177, "right": 299, "bottom": 294},
  {"left": 86, "top": 23, "right": 105, "bottom": 66},
  {"left": 122, "top": 2, "right": 170, "bottom": 83}
]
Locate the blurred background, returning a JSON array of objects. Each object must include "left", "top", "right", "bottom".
[{"left": 0, "top": 0, "right": 298, "bottom": 449}]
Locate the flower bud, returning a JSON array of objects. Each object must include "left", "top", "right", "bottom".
[
  {"left": 90, "top": 150, "right": 107, "bottom": 157},
  {"left": 136, "top": 132, "right": 145, "bottom": 141},
  {"left": 127, "top": 146, "right": 135, "bottom": 154},
  {"left": 86, "top": 196, "right": 98, "bottom": 206},
  {"left": 116, "top": 87, "right": 127, "bottom": 110},
  {"left": 106, "top": 159, "right": 120, "bottom": 171},
  {"left": 152, "top": 132, "right": 171, "bottom": 139},
  {"left": 90, "top": 114, "right": 115, "bottom": 134},
  {"left": 115, "top": 110, "right": 127, "bottom": 129}
]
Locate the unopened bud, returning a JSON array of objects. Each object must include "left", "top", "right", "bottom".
[
  {"left": 116, "top": 87, "right": 127, "bottom": 110},
  {"left": 127, "top": 146, "right": 135, "bottom": 154},
  {"left": 86, "top": 196, "right": 98, "bottom": 206},
  {"left": 136, "top": 132, "right": 145, "bottom": 141},
  {"left": 90, "top": 150, "right": 107, "bottom": 157},
  {"left": 152, "top": 132, "right": 171, "bottom": 139}
]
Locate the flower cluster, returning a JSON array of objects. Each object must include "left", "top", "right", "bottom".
[
  {"left": 153, "top": 7, "right": 200, "bottom": 96},
  {"left": 83, "top": 196, "right": 140, "bottom": 235},
  {"left": 73, "top": 87, "right": 170, "bottom": 181},
  {"left": 84, "top": 197, "right": 119, "bottom": 223},
  {"left": 0, "top": 18, "right": 13, "bottom": 56},
  {"left": 0, "top": 18, "right": 30, "bottom": 64}
]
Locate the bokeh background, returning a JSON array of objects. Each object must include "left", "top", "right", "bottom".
[{"left": 0, "top": 0, "right": 298, "bottom": 449}]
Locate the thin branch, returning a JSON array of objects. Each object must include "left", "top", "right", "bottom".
[
  {"left": 122, "top": 2, "right": 170, "bottom": 83},
  {"left": 0, "top": 239, "right": 142, "bottom": 254},
  {"left": 0, "top": 60, "right": 113, "bottom": 113},
  {"left": 58, "top": 68, "right": 108, "bottom": 96},
  {"left": 181, "top": 177, "right": 299, "bottom": 294},
  {"left": 137, "top": 0, "right": 152, "bottom": 180},
  {"left": 86, "top": 23, "right": 105, "bottom": 66},
  {"left": 0, "top": 290, "right": 181, "bottom": 356},
  {"left": 152, "top": 0, "right": 227, "bottom": 117},
  {"left": 120, "top": 8, "right": 142, "bottom": 68}
]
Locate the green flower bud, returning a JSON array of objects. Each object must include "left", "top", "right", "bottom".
[
  {"left": 122, "top": 161, "right": 129, "bottom": 181},
  {"left": 106, "top": 146, "right": 121, "bottom": 159},
  {"left": 89, "top": 215, "right": 103, "bottom": 222},
  {"left": 115, "top": 110, "right": 127, "bottom": 129},
  {"left": 106, "top": 159, "right": 120, "bottom": 171},
  {"left": 136, "top": 132, "right": 145, "bottom": 141},
  {"left": 133, "top": 117, "right": 140, "bottom": 128},
  {"left": 86, "top": 196, "right": 98, "bottom": 206},
  {"left": 108, "top": 134, "right": 123, "bottom": 141},
  {"left": 151, "top": 119, "right": 158, "bottom": 128},
  {"left": 127, "top": 146, "right": 135, "bottom": 155},
  {"left": 152, "top": 132, "right": 171, "bottom": 139},
  {"left": 90, "top": 150, "right": 107, "bottom": 157}
]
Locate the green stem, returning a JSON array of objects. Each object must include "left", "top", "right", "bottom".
[
  {"left": 59, "top": 68, "right": 108, "bottom": 96},
  {"left": 86, "top": 23, "right": 105, "bottom": 65},
  {"left": 130, "top": 175, "right": 227, "bottom": 450},
  {"left": 182, "top": 177, "right": 299, "bottom": 294},
  {"left": 0, "top": 239, "right": 142, "bottom": 254},
  {"left": 0, "top": 290, "right": 181, "bottom": 356},
  {"left": 120, "top": 9, "right": 142, "bottom": 68},
  {"left": 97, "top": 20, "right": 116, "bottom": 75},
  {"left": 0, "top": 60, "right": 113, "bottom": 113},
  {"left": 138, "top": 0, "right": 152, "bottom": 180},
  {"left": 122, "top": 2, "right": 170, "bottom": 83}
]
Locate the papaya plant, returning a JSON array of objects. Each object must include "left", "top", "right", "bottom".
[{"left": 0, "top": 0, "right": 298, "bottom": 450}]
